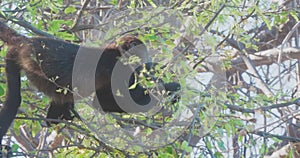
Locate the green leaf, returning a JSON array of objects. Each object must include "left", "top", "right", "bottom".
[
  {"left": 63, "top": 88, "right": 68, "bottom": 95},
  {"left": 290, "top": 10, "right": 299, "bottom": 21},
  {"left": 64, "top": 6, "right": 77, "bottom": 14},
  {"left": 217, "top": 139, "right": 226, "bottom": 151},
  {"left": 145, "top": 34, "right": 158, "bottom": 41},
  {"left": 11, "top": 144, "right": 19, "bottom": 152},
  {"left": 165, "top": 146, "right": 174, "bottom": 154},
  {"left": 31, "top": 122, "right": 41, "bottom": 137},
  {"left": 146, "top": 128, "right": 153, "bottom": 134},
  {"left": 255, "top": 6, "right": 272, "bottom": 30},
  {"left": 0, "top": 84, "right": 5, "bottom": 96},
  {"left": 56, "top": 88, "right": 63, "bottom": 93},
  {"left": 109, "top": 0, "right": 118, "bottom": 5},
  {"left": 158, "top": 153, "right": 174, "bottom": 158},
  {"left": 129, "top": 82, "right": 137, "bottom": 90},
  {"left": 0, "top": 11, "right": 6, "bottom": 18},
  {"left": 146, "top": 0, "right": 157, "bottom": 7},
  {"left": 214, "top": 152, "right": 223, "bottom": 158},
  {"left": 181, "top": 141, "right": 192, "bottom": 152}
]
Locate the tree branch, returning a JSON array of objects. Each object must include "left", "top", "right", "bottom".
[
  {"left": 199, "top": 47, "right": 300, "bottom": 74},
  {"left": 0, "top": 13, "right": 56, "bottom": 38},
  {"left": 252, "top": 130, "right": 300, "bottom": 142},
  {"left": 224, "top": 97, "right": 300, "bottom": 113}
]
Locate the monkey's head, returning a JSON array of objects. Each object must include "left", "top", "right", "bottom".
[
  {"left": 100, "top": 35, "right": 181, "bottom": 113},
  {"left": 116, "top": 35, "right": 145, "bottom": 50},
  {"left": 114, "top": 35, "right": 150, "bottom": 64}
]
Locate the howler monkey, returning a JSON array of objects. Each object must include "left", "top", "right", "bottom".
[{"left": 0, "top": 22, "right": 180, "bottom": 149}]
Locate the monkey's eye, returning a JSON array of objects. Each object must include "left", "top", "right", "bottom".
[{"left": 129, "top": 42, "right": 138, "bottom": 48}]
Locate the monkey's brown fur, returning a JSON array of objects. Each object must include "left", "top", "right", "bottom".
[{"left": 0, "top": 22, "right": 180, "bottom": 151}]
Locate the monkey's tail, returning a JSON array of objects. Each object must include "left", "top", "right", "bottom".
[{"left": 0, "top": 21, "right": 25, "bottom": 45}]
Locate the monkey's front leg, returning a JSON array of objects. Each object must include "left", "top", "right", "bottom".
[{"left": 46, "top": 101, "right": 81, "bottom": 126}]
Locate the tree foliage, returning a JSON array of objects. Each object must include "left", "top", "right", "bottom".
[{"left": 0, "top": 0, "right": 300, "bottom": 157}]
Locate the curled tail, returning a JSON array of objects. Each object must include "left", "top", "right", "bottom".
[{"left": 0, "top": 21, "right": 25, "bottom": 44}]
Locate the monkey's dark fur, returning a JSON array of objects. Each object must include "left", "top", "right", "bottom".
[{"left": 0, "top": 22, "right": 180, "bottom": 152}]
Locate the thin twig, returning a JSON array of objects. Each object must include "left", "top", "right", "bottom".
[{"left": 71, "top": 0, "right": 91, "bottom": 31}]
